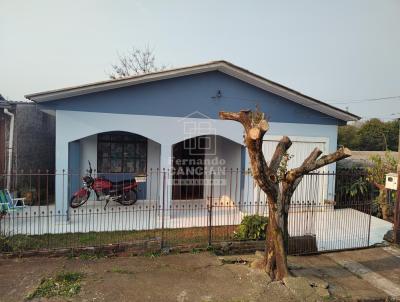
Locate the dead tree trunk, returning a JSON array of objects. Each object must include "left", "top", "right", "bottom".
[{"left": 220, "top": 109, "right": 351, "bottom": 280}]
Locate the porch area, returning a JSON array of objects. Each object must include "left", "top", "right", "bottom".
[{"left": 60, "top": 129, "right": 245, "bottom": 215}]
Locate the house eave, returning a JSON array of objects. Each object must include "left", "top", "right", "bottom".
[{"left": 25, "top": 61, "right": 360, "bottom": 122}]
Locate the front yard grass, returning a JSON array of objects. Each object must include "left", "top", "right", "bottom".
[
  {"left": 26, "top": 271, "right": 84, "bottom": 300},
  {"left": 0, "top": 225, "right": 238, "bottom": 253}
]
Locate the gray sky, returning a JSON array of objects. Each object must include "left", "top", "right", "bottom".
[{"left": 1, "top": 0, "right": 399, "bottom": 120}]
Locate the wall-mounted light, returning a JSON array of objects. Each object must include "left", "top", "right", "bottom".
[{"left": 212, "top": 90, "right": 222, "bottom": 100}]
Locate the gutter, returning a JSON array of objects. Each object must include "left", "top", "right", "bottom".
[{"left": 4, "top": 108, "right": 14, "bottom": 190}]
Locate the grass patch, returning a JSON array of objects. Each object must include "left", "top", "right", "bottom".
[
  {"left": 108, "top": 267, "right": 135, "bottom": 275},
  {"left": 0, "top": 225, "right": 239, "bottom": 253},
  {"left": 144, "top": 251, "right": 161, "bottom": 258},
  {"left": 26, "top": 271, "right": 83, "bottom": 300},
  {"left": 78, "top": 250, "right": 107, "bottom": 260},
  {"left": 190, "top": 248, "right": 201, "bottom": 254},
  {"left": 206, "top": 245, "right": 217, "bottom": 254}
]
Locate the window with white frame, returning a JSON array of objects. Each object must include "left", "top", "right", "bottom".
[{"left": 97, "top": 132, "right": 147, "bottom": 175}]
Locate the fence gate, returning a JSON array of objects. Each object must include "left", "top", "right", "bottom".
[
  {"left": 208, "top": 171, "right": 374, "bottom": 255},
  {"left": 288, "top": 171, "right": 373, "bottom": 254}
]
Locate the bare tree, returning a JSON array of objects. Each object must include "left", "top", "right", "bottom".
[
  {"left": 109, "top": 46, "right": 166, "bottom": 79},
  {"left": 220, "top": 109, "right": 351, "bottom": 281}
]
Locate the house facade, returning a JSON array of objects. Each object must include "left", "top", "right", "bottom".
[{"left": 25, "top": 61, "right": 359, "bottom": 215}]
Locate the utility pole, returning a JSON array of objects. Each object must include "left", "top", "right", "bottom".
[{"left": 395, "top": 118, "right": 400, "bottom": 244}]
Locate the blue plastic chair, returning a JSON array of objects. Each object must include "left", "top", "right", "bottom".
[{"left": 0, "top": 189, "right": 25, "bottom": 213}]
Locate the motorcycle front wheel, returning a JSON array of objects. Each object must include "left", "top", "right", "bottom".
[
  {"left": 118, "top": 190, "right": 138, "bottom": 206},
  {"left": 70, "top": 190, "right": 90, "bottom": 208}
]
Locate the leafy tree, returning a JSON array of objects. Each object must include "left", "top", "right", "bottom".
[
  {"left": 338, "top": 124, "right": 360, "bottom": 149},
  {"left": 109, "top": 46, "right": 166, "bottom": 79},
  {"left": 358, "top": 119, "right": 388, "bottom": 151},
  {"left": 338, "top": 119, "right": 399, "bottom": 151},
  {"left": 385, "top": 119, "right": 400, "bottom": 151}
]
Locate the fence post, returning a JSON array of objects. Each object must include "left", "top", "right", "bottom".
[
  {"left": 394, "top": 191, "right": 400, "bottom": 244},
  {"left": 161, "top": 169, "right": 166, "bottom": 249},
  {"left": 208, "top": 172, "right": 214, "bottom": 246},
  {"left": 366, "top": 181, "right": 373, "bottom": 246},
  {"left": 396, "top": 128, "right": 400, "bottom": 244}
]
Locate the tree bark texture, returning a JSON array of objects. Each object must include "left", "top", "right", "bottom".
[{"left": 219, "top": 109, "right": 351, "bottom": 280}]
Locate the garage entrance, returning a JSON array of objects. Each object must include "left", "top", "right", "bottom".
[{"left": 256, "top": 137, "right": 329, "bottom": 205}]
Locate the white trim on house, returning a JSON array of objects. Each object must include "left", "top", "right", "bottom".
[
  {"left": 264, "top": 135, "right": 329, "bottom": 144},
  {"left": 25, "top": 61, "right": 359, "bottom": 122}
]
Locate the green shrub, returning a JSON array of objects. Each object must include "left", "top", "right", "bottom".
[
  {"left": 0, "top": 236, "right": 13, "bottom": 252},
  {"left": 234, "top": 215, "right": 268, "bottom": 240}
]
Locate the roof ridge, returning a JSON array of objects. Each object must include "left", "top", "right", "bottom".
[{"left": 25, "top": 60, "right": 360, "bottom": 122}]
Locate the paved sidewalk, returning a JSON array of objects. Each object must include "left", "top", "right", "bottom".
[{"left": 290, "top": 245, "right": 400, "bottom": 301}]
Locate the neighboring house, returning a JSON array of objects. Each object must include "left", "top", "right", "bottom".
[
  {"left": 25, "top": 61, "right": 359, "bottom": 214},
  {"left": 338, "top": 151, "right": 399, "bottom": 169},
  {"left": 0, "top": 94, "right": 55, "bottom": 199}
]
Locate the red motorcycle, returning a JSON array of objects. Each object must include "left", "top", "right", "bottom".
[{"left": 70, "top": 161, "right": 138, "bottom": 209}]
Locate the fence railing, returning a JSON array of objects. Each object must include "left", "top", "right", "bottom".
[{"left": 0, "top": 170, "right": 375, "bottom": 255}]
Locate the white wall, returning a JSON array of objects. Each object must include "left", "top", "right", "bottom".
[
  {"left": 80, "top": 134, "right": 97, "bottom": 177},
  {"left": 77, "top": 134, "right": 98, "bottom": 201},
  {"left": 203, "top": 135, "right": 242, "bottom": 205},
  {"left": 55, "top": 110, "right": 338, "bottom": 214},
  {"left": 146, "top": 138, "right": 161, "bottom": 201}
]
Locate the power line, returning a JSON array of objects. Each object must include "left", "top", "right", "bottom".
[
  {"left": 329, "top": 95, "right": 400, "bottom": 104},
  {"left": 358, "top": 112, "right": 400, "bottom": 121},
  {"left": 222, "top": 91, "right": 400, "bottom": 107}
]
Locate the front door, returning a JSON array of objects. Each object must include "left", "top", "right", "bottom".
[{"left": 172, "top": 137, "right": 205, "bottom": 200}]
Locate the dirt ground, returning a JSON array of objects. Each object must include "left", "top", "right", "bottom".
[
  {"left": 1, "top": 246, "right": 400, "bottom": 302},
  {"left": 0, "top": 252, "right": 297, "bottom": 302}
]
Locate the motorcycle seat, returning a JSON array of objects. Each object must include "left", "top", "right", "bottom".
[
  {"left": 114, "top": 178, "right": 135, "bottom": 185},
  {"left": 103, "top": 178, "right": 136, "bottom": 186}
]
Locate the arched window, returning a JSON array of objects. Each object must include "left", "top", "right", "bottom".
[{"left": 97, "top": 132, "right": 147, "bottom": 175}]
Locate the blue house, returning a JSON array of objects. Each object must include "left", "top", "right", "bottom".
[{"left": 25, "top": 61, "right": 359, "bottom": 215}]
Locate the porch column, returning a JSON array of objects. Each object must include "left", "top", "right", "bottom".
[
  {"left": 55, "top": 139, "right": 69, "bottom": 217},
  {"left": 239, "top": 146, "right": 247, "bottom": 206},
  {"left": 160, "top": 144, "right": 172, "bottom": 211}
]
